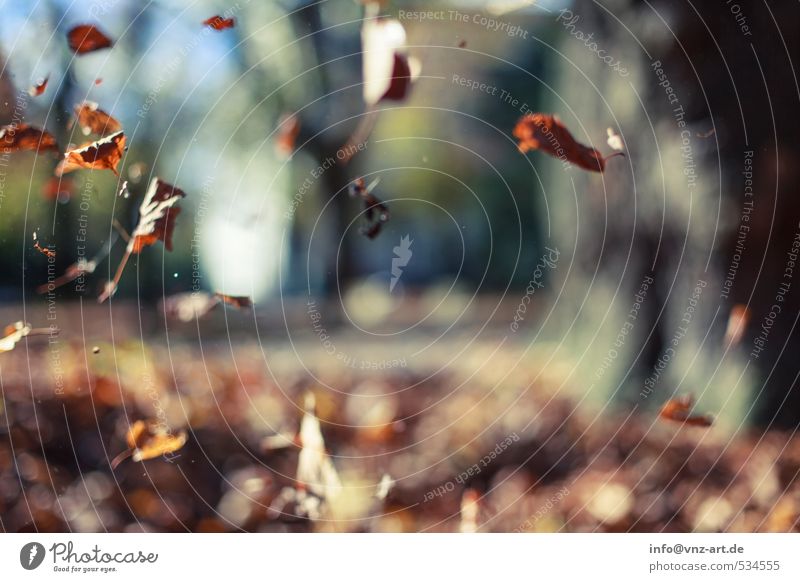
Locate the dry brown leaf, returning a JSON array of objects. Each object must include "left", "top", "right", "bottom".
[
  {"left": 0, "top": 123, "right": 58, "bottom": 153},
  {"left": 514, "top": 114, "right": 621, "bottom": 173},
  {"left": 99, "top": 178, "right": 186, "bottom": 302},
  {"left": 659, "top": 395, "right": 713, "bottom": 427},
  {"left": 67, "top": 24, "right": 113, "bottom": 54},
  {"left": 111, "top": 420, "right": 187, "bottom": 469},
  {"left": 56, "top": 131, "right": 125, "bottom": 176},
  {"left": 73, "top": 101, "right": 122, "bottom": 136}
]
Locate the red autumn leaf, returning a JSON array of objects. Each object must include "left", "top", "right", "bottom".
[
  {"left": 73, "top": 101, "right": 122, "bottom": 136},
  {"left": 0, "top": 123, "right": 59, "bottom": 153},
  {"left": 28, "top": 76, "right": 49, "bottom": 97},
  {"left": 55, "top": 131, "right": 125, "bottom": 176},
  {"left": 659, "top": 395, "right": 713, "bottom": 427},
  {"left": 514, "top": 113, "right": 621, "bottom": 173},
  {"left": 274, "top": 113, "right": 300, "bottom": 158},
  {"left": 203, "top": 15, "right": 235, "bottom": 31},
  {"left": 349, "top": 177, "right": 389, "bottom": 239},
  {"left": 67, "top": 24, "right": 113, "bottom": 54},
  {"left": 99, "top": 178, "right": 186, "bottom": 302}
]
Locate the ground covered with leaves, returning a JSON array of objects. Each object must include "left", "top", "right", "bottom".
[{"left": 1, "top": 306, "right": 799, "bottom": 533}]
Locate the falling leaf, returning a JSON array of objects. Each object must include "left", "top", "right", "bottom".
[
  {"left": 724, "top": 304, "right": 750, "bottom": 347},
  {"left": 0, "top": 322, "right": 53, "bottom": 353},
  {"left": 349, "top": 177, "right": 389, "bottom": 239},
  {"left": 32, "top": 232, "right": 55, "bottom": 259},
  {"left": 67, "top": 24, "right": 113, "bottom": 54},
  {"left": 460, "top": 489, "right": 480, "bottom": 533},
  {"left": 659, "top": 395, "right": 713, "bottom": 427},
  {"left": 110, "top": 420, "right": 187, "bottom": 469},
  {"left": 28, "top": 76, "right": 49, "bottom": 97},
  {"left": 296, "top": 393, "right": 341, "bottom": 501},
  {"left": 203, "top": 15, "right": 235, "bottom": 30},
  {"left": 361, "top": 4, "right": 415, "bottom": 106},
  {"left": 94, "top": 78, "right": 103, "bottom": 85},
  {"left": 274, "top": 113, "right": 300, "bottom": 158},
  {"left": 55, "top": 131, "right": 125, "bottom": 176},
  {"left": 606, "top": 127, "right": 625, "bottom": 152},
  {"left": 99, "top": 178, "right": 186, "bottom": 302},
  {"left": 457, "top": 40, "right": 467, "bottom": 48},
  {"left": 0, "top": 123, "right": 58, "bottom": 153},
  {"left": 514, "top": 114, "right": 622, "bottom": 172},
  {"left": 72, "top": 101, "right": 122, "bottom": 136},
  {"left": 215, "top": 293, "right": 252, "bottom": 309}
]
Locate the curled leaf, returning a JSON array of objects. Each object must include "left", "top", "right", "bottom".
[
  {"left": 111, "top": 419, "right": 187, "bottom": 469},
  {"left": 67, "top": 24, "right": 113, "bottom": 54},
  {"left": 659, "top": 395, "right": 713, "bottom": 427},
  {"left": 73, "top": 101, "right": 122, "bottom": 136},
  {"left": 514, "top": 114, "right": 620, "bottom": 173},
  {"left": 56, "top": 131, "right": 125, "bottom": 176},
  {"left": 0, "top": 123, "right": 58, "bottom": 153},
  {"left": 100, "top": 178, "right": 186, "bottom": 302}
]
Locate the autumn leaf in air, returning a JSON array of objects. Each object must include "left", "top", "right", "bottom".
[
  {"left": 100, "top": 178, "right": 186, "bottom": 302},
  {"left": 28, "top": 76, "right": 49, "bottom": 97},
  {"left": 274, "top": 113, "right": 300, "bottom": 159},
  {"left": 361, "top": 3, "right": 417, "bottom": 105},
  {"left": 349, "top": 177, "right": 389, "bottom": 239},
  {"left": 514, "top": 114, "right": 622, "bottom": 172},
  {"left": 203, "top": 15, "right": 235, "bottom": 31},
  {"left": 0, "top": 123, "right": 59, "bottom": 153},
  {"left": 32, "top": 232, "right": 55, "bottom": 259},
  {"left": 67, "top": 24, "right": 113, "bottom": 54},
  {"left": 659, "top": 395, "right": 713, "bottom": 427},
  {"left": 55, "top": 131, "right": 125, "bottom": 176},
  {"left": 724, "top": 304, "right": 750, "bottom": 347},
  {"left": 72, "top": 101, "right": 122, "bottom": 136},
  {"left": 110, "top": 420, "right": 187, "bottom": 469}
]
